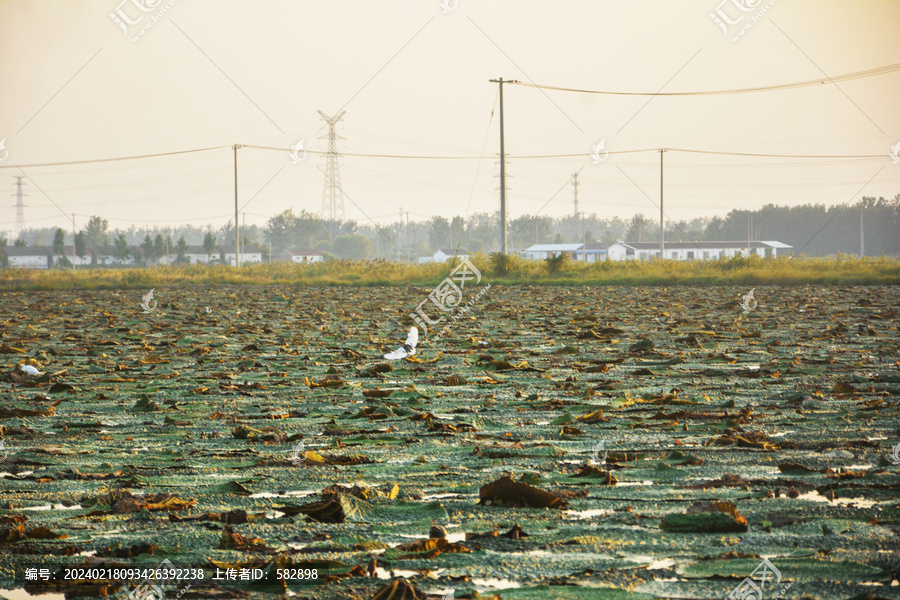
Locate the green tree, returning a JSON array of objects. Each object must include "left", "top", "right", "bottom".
[
  {"left": 176, "top": 236, "right": 188, "bottom": 264},
  {"left": 333, "top": 234, "right": 371, "bottom": 260},
  {"left": 153, "top": 234, "right": 165, "bottom": 264},
  {"left": 74, "top": 232, "right": 87, "bottom": 258},
  {"left": 53, "top": 229, "right": 65, "bottom": 256},
  {"left": 84, "top": 216, "right": 109, "bottom": 249},
  {"left": 202, "top": 231, "right": 217, "bottom": 261},
  {"left": 265, "top": 209, "right": 299, "bottom": 255},
  {"left": 429, "top": 216, "right": 450, "bottom": 250},
  {"left": 450, "top": 216, "right": 466, "bottom": 249},
  {"left": 14, "top": 238, "right": 27, "bottom": 247},
  {"left": 113, "top": 233, "right": 131, "bottom": 263},
  {"left": 141, "top": 234, "right": 155, "bottom": 264},
  {"left": 627, "top": 213, "right": 649, "bottom": 243}
]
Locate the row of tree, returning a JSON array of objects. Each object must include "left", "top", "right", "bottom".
[{"left": 6, "top": 195, "right": 899, "bottom": 261}]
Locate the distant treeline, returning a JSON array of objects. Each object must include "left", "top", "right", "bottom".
[{"left": 7, "top": 195, "right": 899, "bottom": 260}]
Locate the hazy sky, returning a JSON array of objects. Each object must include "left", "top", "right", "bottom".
[{"left": 1, "top": 0, "right": 898, "bottom": 240}]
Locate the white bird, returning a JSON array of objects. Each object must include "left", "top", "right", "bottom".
[
  {"left": 384, "top": 326, "right": 418, "bottom": 360},
  {"left": 205, "top": 307, "right": 211, "bottom": 313},
  {"left": 20, "top": 364, "right": 43, "bottom": 376}
]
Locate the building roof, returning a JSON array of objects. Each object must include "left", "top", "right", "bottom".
[
  {"left": 525, "top": 243, "right": 583, "bottom": 252},
  {"left": 3, "top": 246, "right": 53, "bottom": 257},
  {"left": 185, "top": 245, "right": 218, "bottom": 254},
  {"left": 219, "top": 245, "right": 263, "bottom": 254},
  {"left": 615, "top": 241, "right": 792, "bottom": 250},
  {"left": 579, "top": 242, "right": 608, "bottom": 252},
  {"left": 283, "top": 249, "right": 323, "bottom": 256}
]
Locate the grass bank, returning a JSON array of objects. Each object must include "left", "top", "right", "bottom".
[{"left": 1, "top": 254, "right": 898, "bottom": 290}]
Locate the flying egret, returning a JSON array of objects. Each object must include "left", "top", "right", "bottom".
[{"left": 384, "top": 327, "right": 418, "bottom": 360}]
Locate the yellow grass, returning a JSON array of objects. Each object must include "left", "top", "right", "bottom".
[{"left": 1, "top": 254, "right": 898, "bottom": 290}]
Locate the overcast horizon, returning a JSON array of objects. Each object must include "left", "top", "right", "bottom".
[{"left": 1, "top": 0, "right": 899, "bottom": 240}]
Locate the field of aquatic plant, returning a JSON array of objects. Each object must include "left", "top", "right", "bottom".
[{"left": 0, "top": 284, "right": 898, "bottom": 599}]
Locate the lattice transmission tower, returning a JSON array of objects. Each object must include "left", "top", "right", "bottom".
[
  {"left": 318, "top": 110, "right": 346, "bottom": 227},
  {"left": 12, "top": 176, "right": 26, "bottom": 239}
]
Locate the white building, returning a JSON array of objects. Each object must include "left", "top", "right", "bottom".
[
  {"left": 4, "top": 246, "right": 53, "bottom": 269},
  {"left": 573, "top": 242, "right": 608, "bottom": 263},
  {"left": 522, "top": 243, "right": 583, "bottom": 261},
  {"left": 281, "top": 249, "right": 324, "bottom": 263},
  {"left": 608, "top": 240, "right": 792, "bottom": 261},
  {"left": 184, "top": 245, "right": 220, "bottom": 265},
  {"left": 221, "top": 245, "right": 263, "bottom": 266},
  {"left": 53, "top": 246, "right": 93, "bottom": 267},
  {"left": 419, "top": 248, "right": 470, "bottom": 264}
]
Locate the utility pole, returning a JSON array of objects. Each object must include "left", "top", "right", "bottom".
[
  {"left": 582, "top": 212, "right": 587, "bottom": 262},
  {"left": 860, "top": 209, "right": 864, "bottom": 257},
  {"left": 165, "top": 227, "right": 170, "bottom": 266},
  {"left": 398, "top": 208, "right": 403, "bottom": 263},
  {"left": 12, "top": 176, "right": 26, "bottom": 240},
  {"left": 659, "top": 149, "right": 667, "bottom": 259},
  {"left": 71, "top": 214, "right": 76, "bottom": 271},
  {"left": 319, "top": 110, "right": 347, "bottom": 238},
  {"left": 406, "top": 211, "right": 410, "bottom": 265},
  {"left": 572, "top": 172, "right": 579, "bottom": 217},
  {"left": 490, "top": 78, "right": 518, "bottom": 254},
  {"left": 233, "top": 144, "right": 241, "bottom": 267},
  {"left": 749, "top": 214, "right": 753, "bottom": 256}
]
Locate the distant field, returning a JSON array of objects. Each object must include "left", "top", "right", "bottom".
[{"left": 1, "top": 254, "right": 899, "bottom": 290}]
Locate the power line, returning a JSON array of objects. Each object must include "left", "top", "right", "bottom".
[
  {"left": 511, "top": 62, "right": 900, "bottom": 96},
  {"left": 1, "top": 145, "right": 886, "bottom": 170},
  {"left": 0, "top": 146, "right": 230, "bottom": 169}
]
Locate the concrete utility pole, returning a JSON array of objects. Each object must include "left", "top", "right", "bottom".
[
  {"left": 71, "top": 215, "right": 76, "bottom": 271},
  {"left": 659, "top": 149, "right": 667, "bottom": 258},
  {"left": 572, "top": 172, "right": 579, "bottom": 217},
  {"left": 860, "top": 209, "right": 864, "bottom": 257},
  {"left": 233, "top": 144, "right": 241, "bottom": 267},
  {"left": 490, "top": 77, "right": 519, "bottom": 254},
  {"left": 748, "top": 214, "right": 752, "bottom": 255}
]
